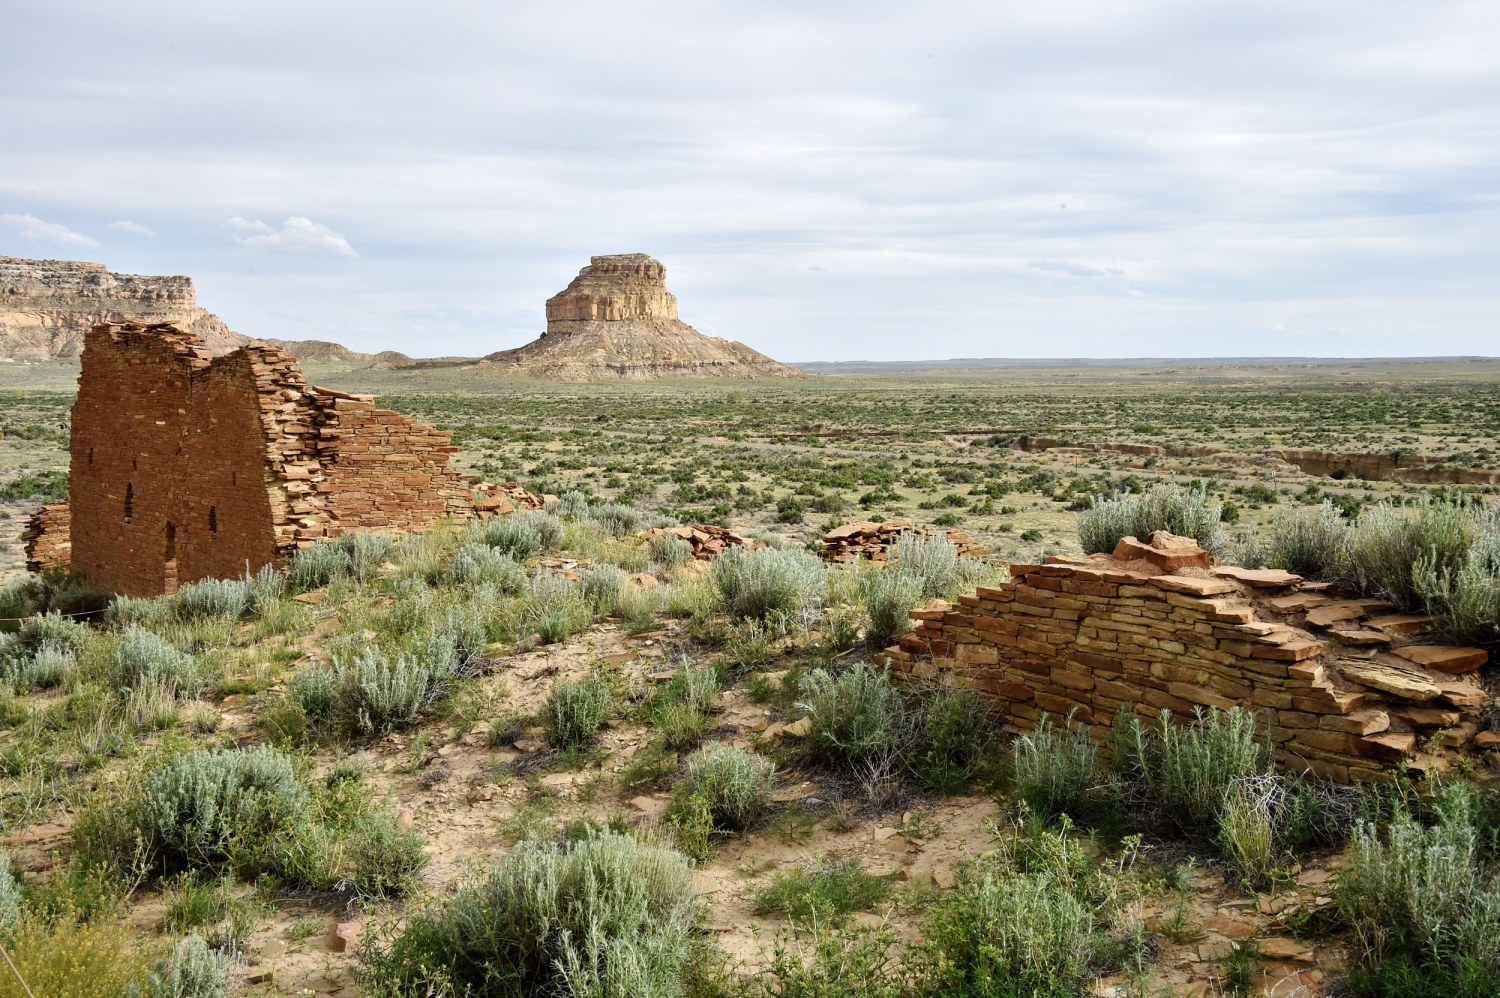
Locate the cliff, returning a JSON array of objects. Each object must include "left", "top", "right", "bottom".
[
  {"left": 0, "top": 256, "right": 248, "bottom": 360},
  {"left": 481, "top": 254, "right": 805, "bottom": 380}
]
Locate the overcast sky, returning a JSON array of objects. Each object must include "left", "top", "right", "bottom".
[{"left": 3, "top": 1, "right": 1497, "bottom": 360}]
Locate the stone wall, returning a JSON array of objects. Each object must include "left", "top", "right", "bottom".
[
  {"left": 28, "top": 321, "right": 488, "bottom": 595},
  {"left": 880, "top": 532, "right": 1493, "bottom": 782},
  {"left": 20, "top": 502, "right": 71, "bottom": 573}
]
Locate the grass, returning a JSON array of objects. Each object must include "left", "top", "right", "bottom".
[{"left": 753, "top": 856, "right": 893, "bottom": 924}]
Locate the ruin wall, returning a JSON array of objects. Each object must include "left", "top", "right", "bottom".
[
  {"left": 880, "top": 536, "right": 1493, "bottom": 782},
  {"left": 27, "top": 322, "right": 484, "bottom": 595}
]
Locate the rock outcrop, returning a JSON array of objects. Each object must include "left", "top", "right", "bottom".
[
  {"left": 482, "top": 254, "right": 805, "bottom": 380},
  {"left": 0, "top": 256, "right": 247, "bottom": 360}
]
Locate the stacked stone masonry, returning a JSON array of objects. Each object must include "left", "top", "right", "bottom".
[
  {"left": 820, "top": 519, "right": 989, "bottom": 564},
  {"left": 26, "top": 322, "right": 491, "bottom": 595},
  {"left": 880, "top": 532, "right": 1494, "bottom": 783}
]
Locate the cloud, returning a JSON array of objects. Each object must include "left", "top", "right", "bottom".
[
  {"left": 1025, "top": 260, "right": 1123, "bottom": 278},
  {"left": 0, "top": 213, "right": 98, "bottom": 249},
  {"left": 108, "top": 219, "right": 155, "bottom": 236},
  {"left": 225, "top": 216, "right": 356, "bottom": 257}
]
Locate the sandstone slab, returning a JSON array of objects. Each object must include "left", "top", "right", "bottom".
[{"left": 1393, "top": 645, "right": 1488, "bottom": 675}]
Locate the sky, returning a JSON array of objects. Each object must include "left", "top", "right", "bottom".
[{"left": 2, "top": 0, "right": 1497, "bottom": 361}]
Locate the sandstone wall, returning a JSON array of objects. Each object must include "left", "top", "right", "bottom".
[
  {"left": 20, "top": 502, "right": 71, "bottom": 573},
  {"left": 31, "top": 322, "right": 485, "bottom": 595},
  {"left": 880, "top": 536, "right": 1493, "bottom": 782}
]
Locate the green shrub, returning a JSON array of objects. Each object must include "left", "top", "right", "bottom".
[
  {"left": 1118, "top": 706, "right": 1270, "bottom": 841},
  {"left": 648, "top": 532, "right": 694, "bottom": 570},
  {"left": 913, "top": 818, "right": 1140, "bottom": 997},
  {"left": 476, "top": 516, "right": 542, "bottom": 559},
  {"left": 358, "top": 831, "right": 695, "bottom": 998},
  {"left": 588, "top": 502, "right": 641, "bottom": 536},
  {"left": 1, "top": 639, "right": 77, "bottom": 694},
  {"left": 446, "top": 543, "right": 526, "bottom": 589},
  {"left": 15, "top": 611, "right": 90, "bottom": 658},
  {"left": 1337, "top": 786, "right": 1500, "bottom": 991},
  {"left": 912, "top": 685, "right": 996, "bottom": 794},
  {"left": 542, "top": 671, "right": 613, "bottom": 748},
  {"left": 1416, "top": 531, "right": 1500, "bottom": 646},
  {"left": 677, "top": 743, "right": 776, "bottom": 832},
  {"left": 797, "top": 662, "right": 907, "bottom": 766},
  {"left": 578, "top": 564, "right": 628, "bottom": 615},
  {"left": 647, "top": 662, "right": 720, "bottom": 749},
  {"left": 0, "top": 851, "right": 20, "bottom": 932},
  {"left": 340, "top": 646, "right": 440, "bottom": 736},
  {"left": 110, "top": 627, "right": 202, "bottom": 695},
  {"left": 1264, "top": 500, "right": 1350, "bottom": 578},
  {"left": 1011, "top": 712, "right": 1120, "bottom": 824},
  {"left": 712, "top": 545, "right": 828, "bottom": 620},
  {"left": 0, "top": 912, "right": 161, "bottom": 998},
  {"left": 1347, "top": 500, "right": 1481, "bottom": 612},
  {"left": 860, "top": 570, "right": 923, "bottom": 649},
  {"left": 144, "top": 935, "right": 230, "bottom": 998},
  {"left": 140, "top": 745, "right": 308, "bottom": 876},
  {"left": 753, "top": 856, "right": 892, "bottom": 924},
  {"left": 289, "top": 539, "right": 351, "bottom": 589},
  {"left": 520, "top": 573, "right": 593, "bottom": 644},
  {"left": 172, "top": 578, "right": 251, "bottom": 621},
  {"left": 1077, "top": 483, "right": 1229, "bottom": 556},
  {"left": 891, "top": 533, "right": 958, "bottom": 598}
]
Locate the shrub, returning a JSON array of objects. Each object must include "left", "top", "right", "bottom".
[
  {"left": 520, "top": 573, "right": 593, "bottom": 644},
  {"left": 753, "top": 856, "right": 891, "bottom": 924},
  {"left": 0, "top": 851, "right": 20, "bottom": 932},
  {"left": 1118, "top": 706, "right": 1270, "bottom": 841},
  {"left": 913, "top": 819, "right": 1139, "bottom": 997},
  {"left": 521, "top": 510, "right": 566, "bottom": 550},
  {"left": 797, "top": 662, "right": 907, "bottom": 766},
  {"left": 648, "top": 532, "right": 694, "bottom": 570},
  {"left": 913, "top": 685, "right": 996, "bottom": 794},
  {"left": 1263, "top": 500, "right": 1349, "bottom": 578},
  {"left": 712, "top": 545, "right": 828, "bottom": 620},
  {"left": 1077, "top": 483, "right": 1229, "bottom": 556},
  {"left": 1, "top": 639, "right": 77, "bottom": 694},
  {"left": 140, "top": 745, "right": 308, "bottom": 876},
  {"left": 358, "top": 831, "right": 695, "bottom": 998},
  {"left": 172, "top": 578, "right": 251, "bottom": 621},
  {"left": 289, "top": 539, "right": 351, "bottom": 590},
  {"left": 340, "top": 647, "right": 439, "bottom": 736},
  {"left": 342, "top": 812, "right": 430, "bottom": 899},
  {"left": 891, "top": 533, "right": 959, "bottom": 598},
  {"left": 1337, "top": 787, "right": 1500, "bottom": 990},
  {"left": 1011, "top": 712, "right": 1120, "bottom": 824},
  {"left": 144, "top": 935, "right": 230, "bottom": 998},
  {"left": 578, "top": 564, "right": 628, "bottom": 615},
  {"left": 677, "top": 744, "right": 776, "bottom": 832},
  {"left": 1347, "top": 500, "right": 1481, "bottom": 612},
  {"left": 0, "top": 913, "right": 161, "bottom": 998},
  {"left": 588, "top": 502, "right": 641, "bottom": 536},
  {"left": 1416, "top": 531, "right": 1500, "bottom": 646},
  {"left": 445, "top": 543, "right": 526, "bottom": 589},
  {"left": 648, "top": 662, "right": 720, "bottom": 749},
  {"left": 14, "top": 611, "right": 90, "bottom": 658},
  {"left": 861, "top": 570, "right": 924, "bottom": 649},
  {"left": 542, "top": 671, "right": 613, "bottom": 748},
  {"left": 110, "top": 626, "right": 202, "bottom": 695}
]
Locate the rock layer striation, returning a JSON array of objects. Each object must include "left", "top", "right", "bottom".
[
  {"left": 0, "top": 256, "right": 247, "bottom": 360},
  {"left": 483, "top": 254, "right": 804, "bottom": 380}
]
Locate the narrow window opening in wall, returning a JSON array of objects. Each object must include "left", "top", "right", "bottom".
[
  {"left": 209, "top": 506, "right": 218, "bottom": 533},
  {"left": 164, "top": 523, "right": 178, "bottom": 589},
  {"left": 132, "top": 457, "right": 138, "bottom": 471},
  {"left": 124, "top": 482, "right": 134, "bottom": 523},
  {"left": 87, "top": 447, "right": 94, "bottom": 465},
  {"left": 231, "top": 471, "right": 237, "bottom": 486}
]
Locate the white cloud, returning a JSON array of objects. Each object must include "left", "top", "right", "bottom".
[
  {"left": 0, "top": 213, "right": 98, "bottom": 249},
  {"left": 1025, "top": 260, "right": 1121, "bottom": 278},
  {"left": 225, "top": 216, "right": 356, "bottom": 257},
  {"left": 108, "top": 219, "right": 155, "bottom": 236},
  {"left": 108, "top": 219, "right": 154, "bottom": 237}
]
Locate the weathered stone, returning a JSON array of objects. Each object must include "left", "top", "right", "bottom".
[
  {"left": 1151, "top": 575, "right": 1240, "bottom": 597},
  {"left": 1337, "top": 660, "right": 1441, "bottom": 701},
  {"left": 1393, "top": 645, "right": 1489, "bottom": 675},
  {"left": 1211, "top": 566, "right": 1303, "bottom": 588}
]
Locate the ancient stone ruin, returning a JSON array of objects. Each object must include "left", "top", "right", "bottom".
[
  {"left": 820, "top": 519, "right": 989, "bottom": 564},
  {"left": 881, "top": 531, "right": 1493, "bottom": 782},
  {"left": 481, "top": 254, "right": 806, "bottom": 380},
  {"left": 0, "top": 256, "right": 247, "bottom": 361},
  {"left": 24, "top": 321, "right": 500, "bottom": 596}
]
